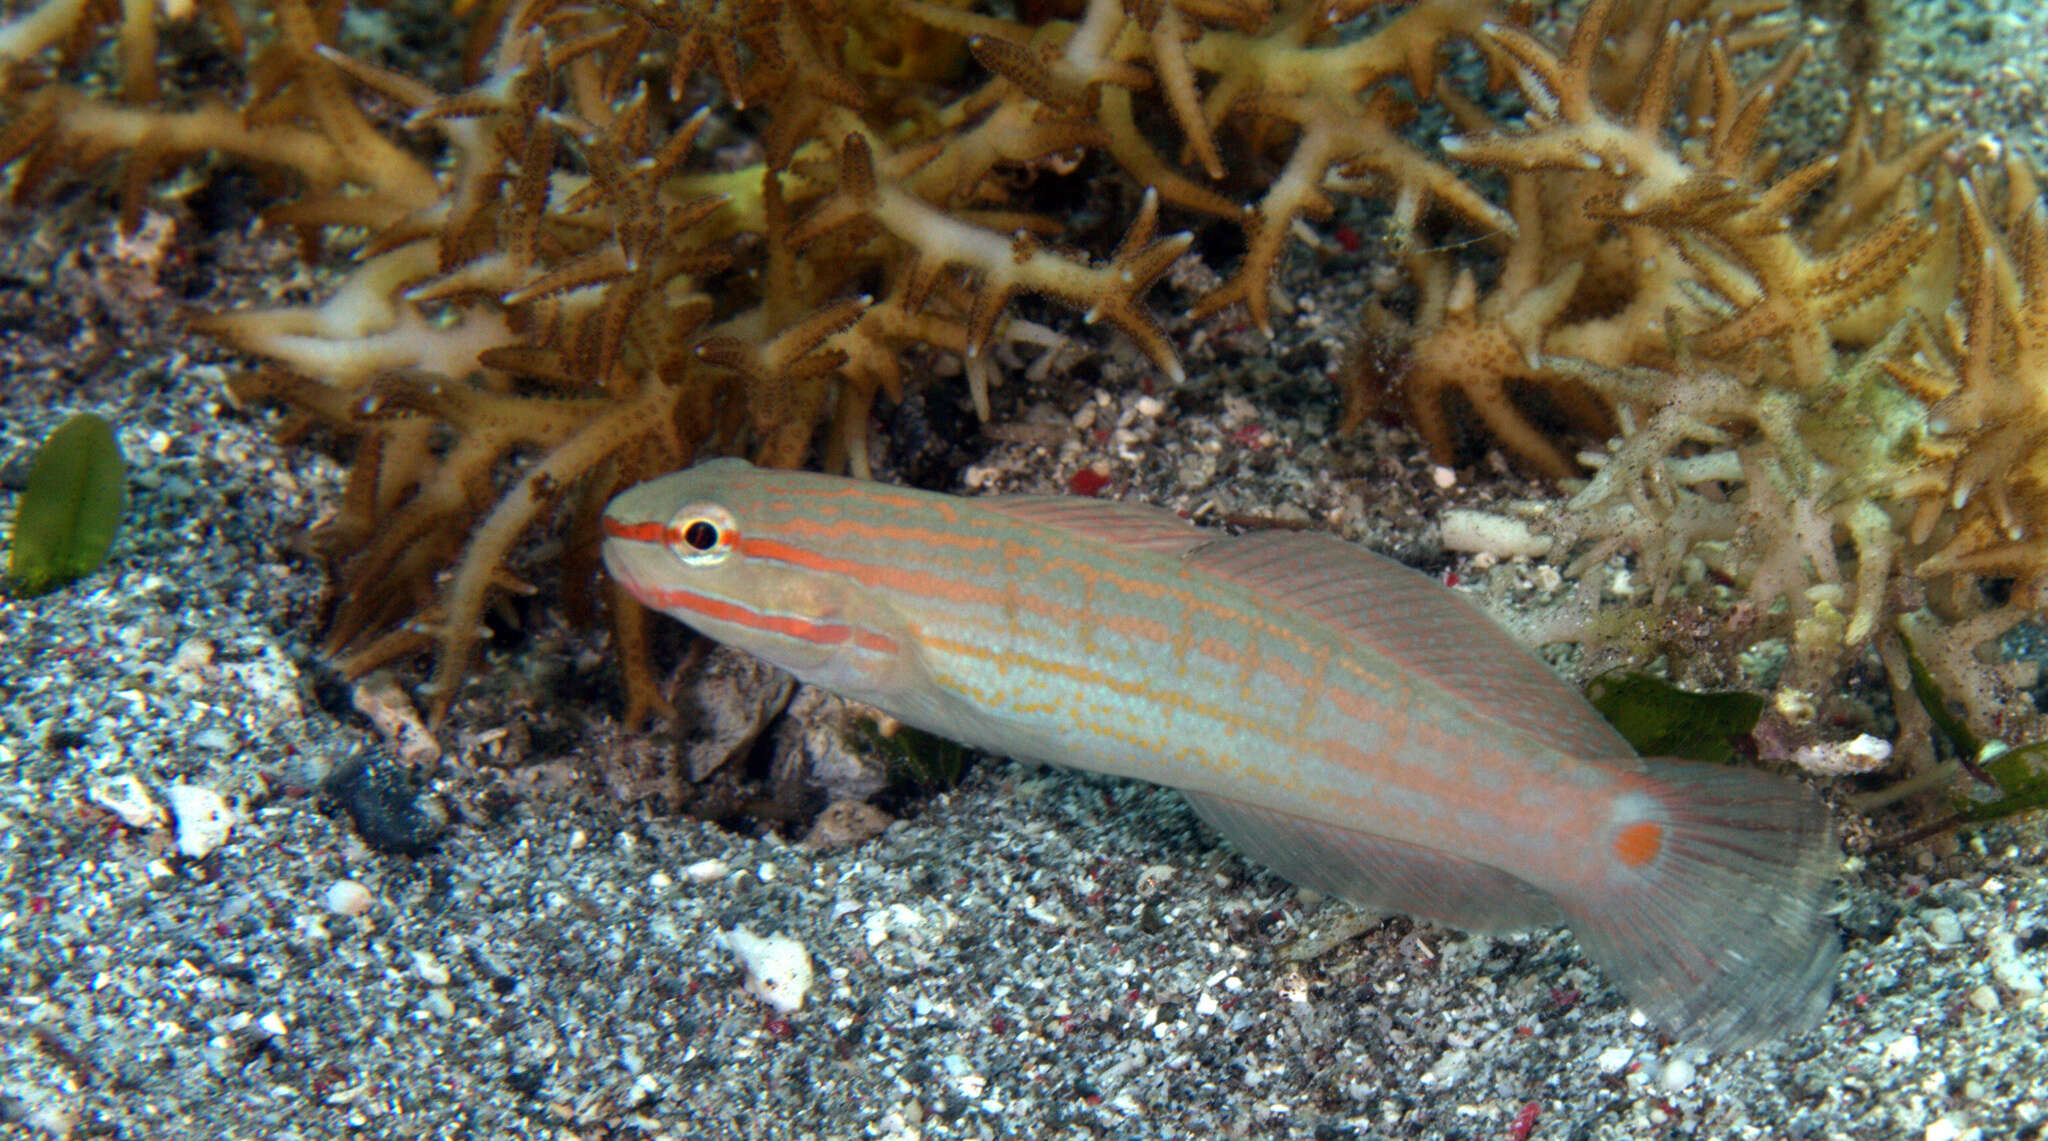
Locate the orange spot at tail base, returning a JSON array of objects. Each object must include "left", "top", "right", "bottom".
[{"left": 1613, "top": 821, "right": 1664, "bottom": 868}]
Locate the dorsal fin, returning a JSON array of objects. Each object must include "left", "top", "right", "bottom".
[
  {"left": 979, "top": 494, "right": 1212, "bottom": 557},
  {"left": 1184, "top": 531, "right": 1638, "bottom": 763}
]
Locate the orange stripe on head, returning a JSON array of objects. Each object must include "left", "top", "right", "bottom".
[
  {"left": 641, "top": 582, "right": 847, "bottom": 646},
  {"left": 1613, "top": 821, "right": 1664, "bottom": 868},
  {"left": 855, "top": 630, "right": 902, "bottom": 656},
  {"left": 741, "top": 536, "right": 859, "bottom": 576},
  {"left": 603, "top": 517, "right": 667, "bottom": 542},
  {"left": 639, "top": 579, "right": 900, "bottom": 658}
]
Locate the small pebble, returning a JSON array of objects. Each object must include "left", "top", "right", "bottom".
[
  {"left": 191, "top": 728, "right": 235, "bottom": 752},
  {"left": 412, "top": 949, "right": 451, "bottom": 987},
  {"left": 88, "top": 773, "right": 164, "bottom": 829},
  {"left": 1135, "top": 864, "right": 1178, "bottom": 892},
  {"left": 325, "top": 879, "right": 374, "bottom": 917},
  {"left": 864, "top": 903, "right": 931, "bottom": 948},
  {"left": 164, "top": 784, "right": 235, "bottom": 858},
  {"left": 1923, "top": 909, "right": 1965, "bottom": 947},
  {"left": 722, "top": 926, "right": 813, "bottom": 1014},
  {"left": 1596, "top": 1045, "right": 1635, "bottom": 1074},
  {"left": 684, "top": 859, "right": 728, "bottom": 884},
  {"left": 1886, "top": 1033, "right": 1922, "bottom": 1063},
  {"left": 1657, "top": 1054, "right": 1696, "bottom": 1093},
  {"left": 802, "top": 800, "right": 893, "bottom": 849},
  {"left": 1990, "top": 932, "right": 2046, "bottom": 995},
  {"left": 169, "top": 638, "right": 215, "bottom": 675}
]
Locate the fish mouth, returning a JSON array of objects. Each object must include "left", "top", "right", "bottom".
[{"left": 599, "top": 484, "right": 690, "bottom": 610}]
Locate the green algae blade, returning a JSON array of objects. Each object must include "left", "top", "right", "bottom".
[
  {"left": 1958, "top": 743, "right": 2048, "bottom": 825},
  {"left": 1584, "top": 671, "right": 1765, "bottom": 764},
  {"left": 7, "top": 412, "right": 127, "bottom": 597}
]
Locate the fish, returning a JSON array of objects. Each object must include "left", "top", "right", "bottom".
[{"left": 602, "top": 458, "right": 1840, "bottom": 1050}]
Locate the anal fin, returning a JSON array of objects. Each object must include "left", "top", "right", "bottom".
[{"left": 1182, "top": 791, "right": 1560, "bottom": 933}]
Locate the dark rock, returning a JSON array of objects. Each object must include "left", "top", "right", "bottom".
[{"left": 323, "top": 755, "right": 449, "bottom": 856}]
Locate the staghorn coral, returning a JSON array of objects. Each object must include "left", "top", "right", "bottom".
[
  {"left": 0, "top": 0, "right": 1226, "bottom": 721},
  {"left": 1, "top": 0, "right": 1530, "bottom": 722},
  {"left": 1894, "top": 163, "right": 2048, "bottom": 581},
  {"left": 1398, "top": 0, "right": 2043, "bottom": 763},
  {"left": 2, "top": 0, "right": 2043, "bottom": 781},
  {"left": 1344, "top": 0, "right": 1951, "bottom": 475}
]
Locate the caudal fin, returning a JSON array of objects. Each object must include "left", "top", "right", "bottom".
[{"left": 1563, "top": 758, "right": 1841, "bottom": 1053}]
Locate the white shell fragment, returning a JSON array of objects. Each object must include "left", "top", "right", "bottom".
[
  {"left": 683, "top": 858, "right": 729, "bottom": 884},
  {"left": 720, "top": 926, "right": 813, "bottom": 1014},
  {"left": 163, "top": 784, "right": 237, "bottom": 858},
  {"left": 88, "top": 773, "right": 165, "bottom": 829},
  {"left": 1791, "top": 733, "right": 1893, "bottom": 776},
  {"left": 1439, "top": 509, "right": 1554, "bottom": 559},
  {"left": 1990, "top": 929, "right": 2046, "bottom": 996}
]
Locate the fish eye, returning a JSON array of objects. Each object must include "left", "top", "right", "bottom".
[{"left": 666, "top": 504, "right": 738, "bottom": 567}]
